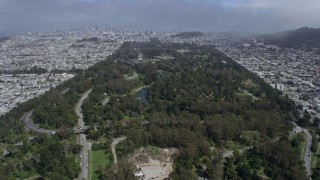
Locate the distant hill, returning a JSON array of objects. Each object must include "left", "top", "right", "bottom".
[
  {"left": 171, "top": 31, "right": 203, "bottom": 38},
  {"left": 262, "top": 27, "right": 320, "bottom": 48},
  {"left": 0, "top": 36, "right": 10, "bottom": 43}
]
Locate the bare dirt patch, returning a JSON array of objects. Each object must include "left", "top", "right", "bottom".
[{"left": 130, "top": 147, "right": 178, "bottom": 180}]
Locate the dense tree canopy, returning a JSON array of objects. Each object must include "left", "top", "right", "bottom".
[{"left": 0, "top": 40, "right": 307, "bottom": 179}]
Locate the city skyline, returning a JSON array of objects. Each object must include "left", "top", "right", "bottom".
[{"left": 1, "top": 0, "right": 320, "bottom": 35}]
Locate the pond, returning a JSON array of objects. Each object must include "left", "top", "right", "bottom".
[{"left": 137, "top": 88, "right": 148, "bottom": 104}]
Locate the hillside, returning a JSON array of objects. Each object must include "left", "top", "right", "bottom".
[
  {"left": 263, "top": 27, "right": 320, "bottom": 48},
  {"left": 0, "top": 36, "right": 9, "bottom": 43}
]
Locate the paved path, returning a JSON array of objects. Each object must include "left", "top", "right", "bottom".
[
  {"left": 76, "top": 89, "right": 92, "bottom": 180},
  {"left": 111, "top": 137, "right": 127, "bottom": 165}
]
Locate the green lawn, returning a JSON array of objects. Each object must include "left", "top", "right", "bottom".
[
  {"left": 124, "top": 115, "right": 130, "bottom": 120},
  {"left": 225, "top": 141, "right": 244, "bottom": 152},
  {"left": 298, "top": 133, "right": 307, "bottom": 160},
  {"left": 149, "top": 146, "right": 161, "bottom": 157},
  {"left": 312, "top": 143, "right": 320, "bottom": 168},
  {"left": 75, "top": 154, "right": 80, "bottom": 164},
  {"left": 90, "top": 150, "right": 112, "bottom": 180},
  {"left": 13, "top": 170, "right": 39, "bottom": 179}
]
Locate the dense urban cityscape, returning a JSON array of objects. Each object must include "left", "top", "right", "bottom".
[
  {"left": 0, "top": 73, "right": 74, "bottom": 115},
  {"left": 0, "top": 28, "right": 167, "bottom": 116},
  {"left": 216, "top": 36, "right": 320, "bottom": 119}
]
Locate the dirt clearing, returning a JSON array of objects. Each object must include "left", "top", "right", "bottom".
[{"left": 130, "top": 147, "right": 178, "bottom": 180}]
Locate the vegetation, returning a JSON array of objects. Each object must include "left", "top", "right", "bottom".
[
  {"left": 90, "top": 150, "right": 112, "bottom": 180},
  {"left": 80, "top": 41, "right": 306, "bottom": 179},
  {"left": 224, "top": 142, "right": 307, "bottom": 180},
  {"left": 291, "top": 133, "right": 307, "bottom": 159},
  {"left": 0, "top": 135, "right": 81, "bottom": 179},
  {"left": 0, "top": 40, "right": 308, "bottom": 179},
  {"left": 0, "top": 66, "right": 48, "bottom": 74},
  {"left": 263, "top": 27, "right": 320, "bottom": 49}
]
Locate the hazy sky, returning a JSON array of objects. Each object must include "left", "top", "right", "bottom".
[{"left": 0, "top": 0, "right": 319, "bottom": 35}]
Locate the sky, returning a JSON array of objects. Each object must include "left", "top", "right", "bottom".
[{"left": 0, "top": 0, "right": 319, "bottom": 35}]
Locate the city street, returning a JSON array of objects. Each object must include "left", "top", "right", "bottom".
[
  {"left": 303, "top": 129, "right": 312, "bottom": 178},
  {"left": 76, "top": 89, "right": 92, "bottom": 180},
  {"left": 79, "top": 134, "right": 90, "bottom": 180}
]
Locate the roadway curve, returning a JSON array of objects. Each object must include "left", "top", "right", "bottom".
[
  {"left": 21, "top": 111, "right": 56, "bottom": 135},
  {"left": 21, "top": 89, "right": 92, "bottom": 179},
  {"left": 21, "top": 111, "right": 89, "bottom": 134},
  {"left": 76, "top": 89, "right": 92, "bottom": 180}
]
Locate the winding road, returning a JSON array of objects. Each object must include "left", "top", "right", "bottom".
[
  {"left": 21, "top": 111, "right": 89, "bottom": 134},
  {"left": 21, "top": 89, "right": 92, "bottom": 179},
  {"left": 21, "top": 111, "right": 56, "bottom": 135}
]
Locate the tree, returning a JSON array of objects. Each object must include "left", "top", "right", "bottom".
[
  {"left": 104, "top": 160, "right": 136, "bottom": 180},
  {"left": 297, "top": 110, "right": 311, "bottom": 127},
  {"left": 313, "top": 117, "right": 320, "bottom": 127}
]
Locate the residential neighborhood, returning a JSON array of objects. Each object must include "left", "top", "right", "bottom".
[
  {"left": 0, "top": 73, "right": 74, "bottom": 115},
  {"left": 0, "top": 27, "right": 160, "bottom": 116},
  {"left": 215, "top": 36, "right": 320, "bottom": 119}
]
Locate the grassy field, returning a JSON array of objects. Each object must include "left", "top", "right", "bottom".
[
  {"left": 90, "top": 150, "right": 112, "bottom": 180},
  {"left": 298, "top": 133, "right": 307, "bottom": 160},
  {"left": 312, "top": 143, "right": 320, "bottom": 168},
  {"left": 225, "top": 140, "right": 244, "bottom": 152},
  {"left": 149, "top": 146, "right": 161, "bottom": 157},
  {"left": 75, "top": 154, "right": 80, "bottom": 164}
]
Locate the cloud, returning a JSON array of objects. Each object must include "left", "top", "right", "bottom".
[
  {"left": 0, "top": 0, "right": 319, "bottom": 35},
  {"left": 236, "top": 0, "right": 320, "bottom": 27}
]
